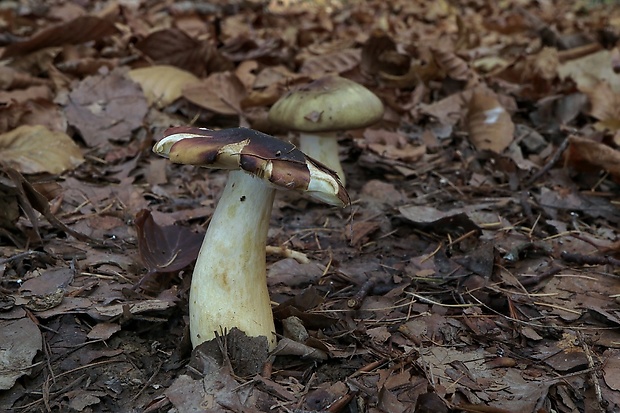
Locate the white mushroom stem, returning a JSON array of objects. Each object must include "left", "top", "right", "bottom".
[
  {"left": 298, "top": 132, "right": 346, "bottom": 187},
  {"left": 189, "top": 169, "right": 277, "bottom": 349}
]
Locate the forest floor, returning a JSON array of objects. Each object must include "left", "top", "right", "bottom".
[{"left": 1, "top": 0, "right": 620, "bottom": 412}]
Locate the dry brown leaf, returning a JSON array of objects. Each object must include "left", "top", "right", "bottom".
[
  {"left": 299, "top": 48, "right": 361, "bottom": 77},
  {"left": 235, "top": 60, "right": 259, "bottom": 90},
  {"left": 0, "top": 85, "right": 52, "bottom": 105},
  {"left": 136, "top": 29, "right": 232, "bottom": 76},
  {"left": 582, "top": 81, "right": 620, "bottom": 124},
  {"left": 559, "top": 50, "right": 620, "bottom": 93},
  {"left": 567, "top": 136, "right": 620, "bottom": 177},
  {"left": 466, "top": 90, "right": 514, "bottom": 153},
  {"left": 431, "top": 48, "right": 471, "bottom": 81},
  {"left": 1, "top": 16, "right": 119, "bottom": 59},
  {"left": 65, "top": 68, "right": 148, "bottom": 147},
  {"left": 0, "top": 98, "right": 67, "bottom": 134},
  {"left": 361, "top": 30, "right": 397, "bottom": 76},
  {"left": 182, "top": 71, "right": 247, "bottom": 115},
  {"left": 362, "top": 129, "right": 426, "bottom": 163},
  {"left": 0, "top": 125, "right": 84, "bottom": 174},
  {"left": 128, "top": 65, "right": 200, "bottom": 108},
  {"left": 0, "top": 67, "right": 49, "bottom": 89}
]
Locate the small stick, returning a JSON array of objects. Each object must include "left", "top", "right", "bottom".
[
  {"left": 265, "top": 245, "right": 310, "bottom": 263},
  {"left": 327, "top": 391, "right": 358, "bottom": 413},
  {"left": 347, "top": 279, "right": 375, "bottom": 309},
  {"left": 524, "top": 136, "right": 570, "bottom": 187},
  {"left": 561, "top": 251, "right": 620, "bottom": 267}
]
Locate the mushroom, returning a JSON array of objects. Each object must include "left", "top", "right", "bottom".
[
  {"left": 268, "top": 75, "right": 384, "bottom": 186},
  {"left": 153, "top": 126, "right": 348, "bottom": 349}
]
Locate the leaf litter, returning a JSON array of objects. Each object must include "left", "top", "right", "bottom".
[{"left": 0, "top": 0, "right": 620, "bottom": 412}]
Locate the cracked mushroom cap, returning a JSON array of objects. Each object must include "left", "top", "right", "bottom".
[
  {"left": 153, "top": 126, "right": 350, "bottom": 207},
  {"left": 268, "top": 75, "right": 384, "bottom": 133}
]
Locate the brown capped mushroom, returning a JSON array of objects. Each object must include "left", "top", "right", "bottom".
[
  {"left": 153, "top": 127, "right": 348, "bottom": 349},
  {"left": 268, "top": 75, "right": 384, "bottom": 186}
]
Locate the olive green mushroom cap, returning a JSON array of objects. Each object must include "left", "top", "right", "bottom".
[{"left": 268, "top": 75, "right": 384, "bottom": 133}]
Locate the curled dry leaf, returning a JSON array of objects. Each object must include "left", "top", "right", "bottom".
[
  {"left": 431, "top": 48, "right": 472, "bottom": 81},
  {"left": 182, "top": 71, "right": 247, "bottom": 115},
  {"left": 1, "top": 16, "right": 119, "bottom": 59},
  {"left": 0, "top": 125, "right": 84, "bottom": 174},
  {"left": 128, "top": 65, "right": 200, "bottom": 108},
  {"left": 0, "top": 66, "right": 49, "bottom": 89},
  {"left": 566, "top": 136, "right": 620, "bottom": 178},
  {"left": 135, "top": 209, "right": 203, "bottom": 274},
  {"left": 361, "top": 30, "right": 397, "bottom": 76},
  {"left": 466, "top": 90, "right": 514, "bottom": 153}
]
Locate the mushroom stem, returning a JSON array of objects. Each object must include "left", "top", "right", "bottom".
[
  {"left": 299, "top": 132, "right": 346, "bottom": 187},
  {"left": 189, "top": 169, "right": 277, "bottom": 349}
]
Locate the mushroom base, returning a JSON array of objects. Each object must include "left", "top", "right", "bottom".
[
  {"left": 299, "top": 132, "right": 346, "bottom": 187},
  {"left": 189, "top": 170, "right": 277, "bottom": 349}
]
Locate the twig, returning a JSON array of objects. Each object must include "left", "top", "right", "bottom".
[
  {"left": 347, "top": 279, "right": 375, "bottom": 309},
  {"left": 561, "top": 251, "right": 620, "bottom": 267},
  {"left": 576, "top": 331, "right": 605, "bottom": 413},
  {"left": 518, "top": 265, "right": 562, "bottom": 288},
  {"left": 327, "top": 390, "right": 358, "bottom": 413},
  {"left": 524, "top": 136, "right": 570, "bottom": 187},
  {"left": 265, "top": 245, "right": 310, "bottom": 263}
]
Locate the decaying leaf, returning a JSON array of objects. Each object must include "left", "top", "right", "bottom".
[
  {"left": 582, "top": 81, "right": 620, "bottom": 132},
  {"left": 566, "top": 135, "right": 620, "bottom": 178},
  {"left": 182, "top": 71, "right": 247, "bottom": 115},
  {"left": 135, "top": 209, "right": 203, "bottom": 274},
  {"left": 0, "top": 125, "right": 84, "bottom": 174},
  {"left": 559, "top": 50, "right": 620, "bottom": 93},
  {"left": 0, "top": 318, "right": 42, "bottom": 390},
  {"left": 1, "top": 16, "right": 119, "bottom": 59},
  {"left": 128, "top": 65, "right": 200, "bottom": 108},
  {"left": 466, "top": 90, "right": 514, "bottom": 153},
  {"left": 65, "top": 68, "right": 148, "bottom": 147},
  {"left": 135, "top": 28, "right": 232, "bottom": 76},
  {"left": 299, "top": 48, "right": 361, "bottom": 76},
  {"left": 432, "top": 47, "right": 472, "bottom": 82}
]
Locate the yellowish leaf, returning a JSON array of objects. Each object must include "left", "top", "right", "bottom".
[
  {"left": 466, "top": 90, "right": 514, "bottom": 153},
  {"left": 0, "top": 125, "right": 84, "bottom": 174},
  {"left": 559, "top": 50, "right": 620, "bottom": 93},
  {"left": 129, "top": 65, "right": 200, "bottom": 108},
  {"left": 582, "top": 81, "right": 620, "bottom": 124}
]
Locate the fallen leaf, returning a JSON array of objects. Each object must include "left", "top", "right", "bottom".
[
  {"left": 65, "top": 68, "right": 148, "bottom": 147},
  {"left": 0, "top": 125, "right": 84, "bottom": 174},
  {"left": 136, "top": 28, "right": 231, "bottom": 76},
  {"left": 1, "top": 16, "right": 119, "bottom": 59},
  {"left": 182, "top": 71, "right": 247, "bottom": 115},
  {"left": 566, "top": 135, "right": 620, "bottom": 177},
  {"left": 582, "top": 81, "right": 620, "bottom": 132},
  {"left": 0, "top": 317, "right": 42, "bottom": 390},
  {"left": 300, "top": 48, "right": 361, "bottom": 76},
  {"left": 128, "top": 65, "right": 200, "bottom": 108},
  {"left": 559, "top": 50, "right": 620, "bottom": 93},
  {"left": 466, "top": 90, "right": 514, "bottom": 153},
  {"left": 135, "top": 209, "right": 204, "bottom": 274}
]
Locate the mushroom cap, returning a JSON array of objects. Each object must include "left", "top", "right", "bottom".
[
  {"left": 153, "top": 126, "right": 350, "bottom": 207},
  {"left": 268, "top": 75, "right": 384, "bottom": 133}
]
